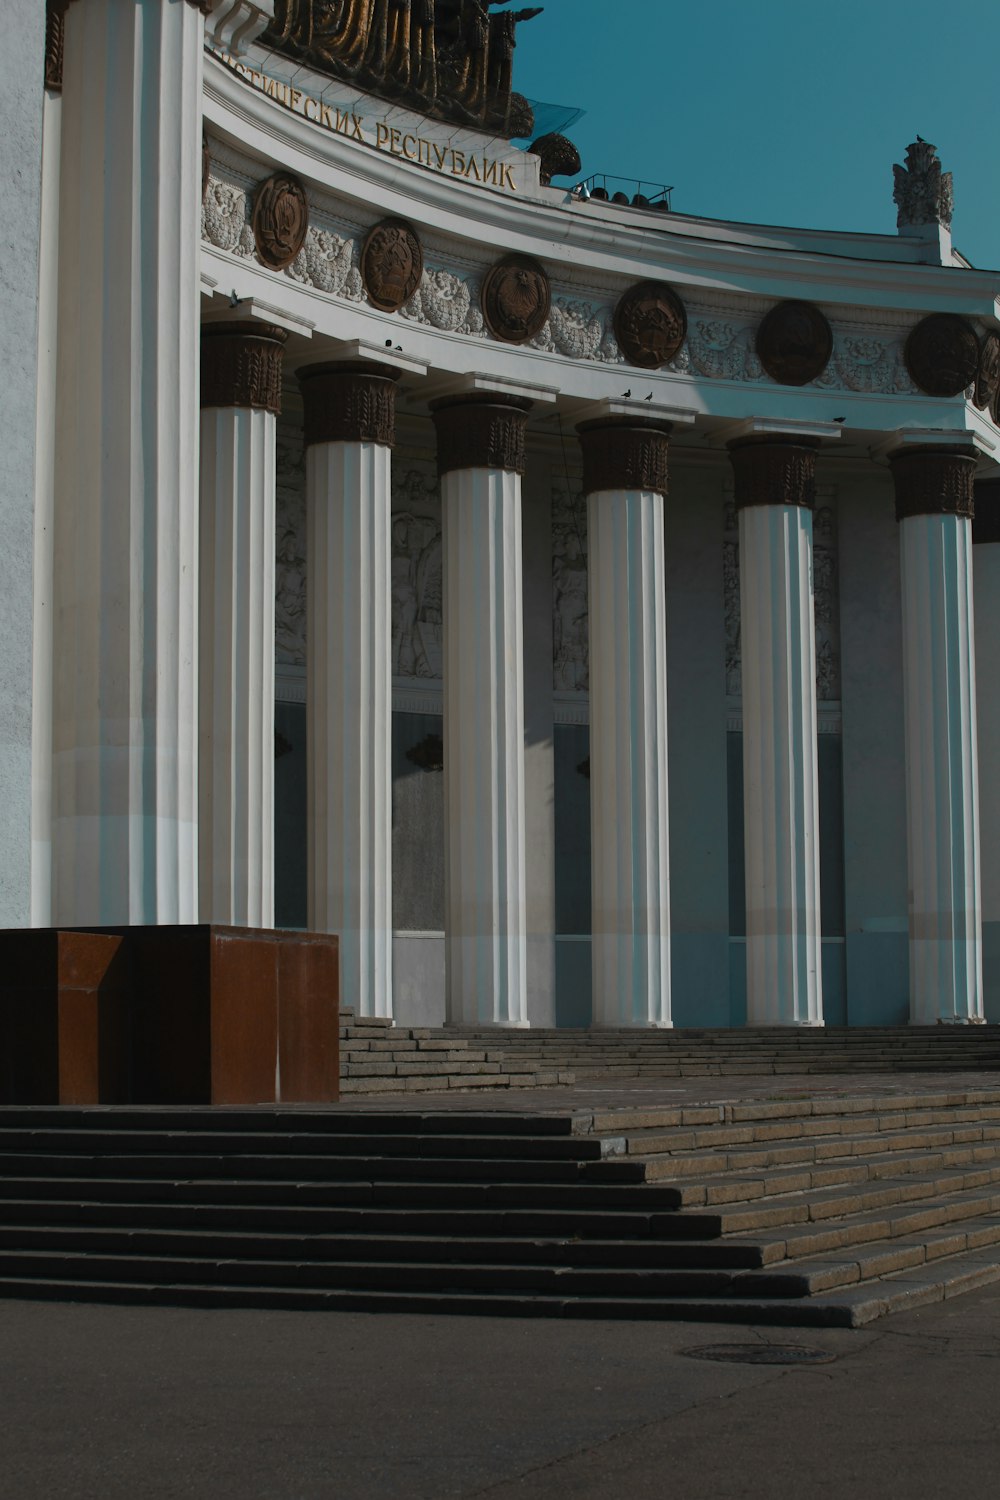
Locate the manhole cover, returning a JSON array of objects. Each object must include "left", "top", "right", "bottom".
[{"left": 681, "top": 1344, "right": 837, "bottom": 1366}]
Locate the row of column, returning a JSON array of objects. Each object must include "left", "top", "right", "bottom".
[{"left": 41, "top": 1, "right": 984, "bottom": 1027}]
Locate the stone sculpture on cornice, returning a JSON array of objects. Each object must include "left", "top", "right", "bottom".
[
  {"left": 266, "top": 0, "right": 542, "bottom": 137},
  {"left": 892, "top": 138, "right": 953, "bottom": 230}
]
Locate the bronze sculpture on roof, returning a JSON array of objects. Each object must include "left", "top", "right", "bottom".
[{"left": 267, "top": 0, "right": 543, "bottom": 138}]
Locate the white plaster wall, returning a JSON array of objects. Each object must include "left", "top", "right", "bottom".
[
  {"left": 0, "top": 1, "right": 43, "bottom": 927},
  {"left": 665, "top": 462, "right": 731, "bottom": 1026},
  {"left": 974, "top": 540, "right": 1000, "bottom": 1021},
  {"left": 837, "top": 465, "right": 909, "bottom": 1024}
]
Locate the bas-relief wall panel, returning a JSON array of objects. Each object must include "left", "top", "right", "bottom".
[{"left": 837, "top": 469, "right": 910, "bottom": 1025}]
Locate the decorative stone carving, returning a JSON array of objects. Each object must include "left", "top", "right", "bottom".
[
  {"left": 203, "top": 177, "right": 254, "bottom": 255},
  {"left": 275, "top": 418, "right": 307, "bottom": 666},
  {"left": 904, "top": 314, "right": 980, "bottom": 398},
  {"left": 530, "top": 132, "right": 582, "bottom": 186},
  {"left": 200, "top": 321, "right": 287, "bottom": 414},
  {"left": 974, "top": 332, "right": 1000, "bottom": 412},
  {"left": 265, "top": 0, "right": 542, "bottom": 139},
  {"left": 755, "top": 300, "right": 833, "bottom": 387},
  {"left": 406, "top": 734, "right": 444, "bottom": 773},
  {"left": 893, "top": 138, "right": 953, "bottom": 230},
  {"left": 481, "top": 254, "right": 551, "bottom": 344},
  {"left": 298, "top": 362, "right": 400, "bottom": 448},
  {"left": 252, "top": 172, "right": 309, "bottom": 271},
  {"left": 723, "top": 499, "right": 741, "bottom": 698},
  {"left": 401, "top": 267, "right": 481, "bottom": 334},
  {"left": 432, "top": 395, "right": 532, "bottom": 475},
  {"left": 729, "top": 440, "right": 818, "bottom": 512},
  {"left": 687, "top": 320, "right": 761, "bottom": 382},
  {"left": 361, "top": 218, "right": 423, "bottom": 313},
  {"left": 613, "top": 281, "right": 687, "bottom": 370},
  {"left": 551, "top": 482, "right": 589, "bottom": 692},
  {"left": 812, "top": 504, "right": 842, "bottom": 702},
  {"left": 577, "top": 418, "right": 671, "bottom": 497},
  {"left": 532, "top": 300, "right": 621, "bottom": 363},
  {"left": 45, "top": 1, "right": 64, "bottom": 91},
  {"left": 391, "top": 467, "right": 443, "bottom": 681},
  {"left": 889, "top": 449, "right": 977, "bottom": 522}
]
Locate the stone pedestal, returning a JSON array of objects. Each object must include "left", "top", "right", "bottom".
[
  {"left": 729, "top": 440, "right": 824, "bottom": 1026},
  {"left": 199, "top": 321, "right": 286, "bottom": 927},
  {"left": 577, "top": 418, "right": 672, "bottom": 1028},
  {"left": 50, "top": 0, "right": 204, "bottom": 924},
  {"left": 299, "top": 363, "right": 397, "bottom": 1019},
  {"left": 891, "top": 447, "right": 983, "bottom": 1024},
  {"left": 433, "top": 397, "right": 531, "bottom": 1027}
]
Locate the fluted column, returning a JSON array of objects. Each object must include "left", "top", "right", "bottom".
[
  {"left": 576, "top": 419, "right": 672, "bottom": 1028},
  {"left": 891, "top": 446, "right": 983, "bottom": 1024},
  {"left": 974, "top": 486, "right": 1000, "bottom": 1019},
  {"left": 729, "top": 440, "right": 823, "bottom": 1026},
  {"left": 199, "top": 322, "right": 285, "bottom": 926},
  {"left": 300, "top": 363, "right": 397, "bottom": 1018},
  {"left": 433, "top": 397, "right": 531, "bottom": 1027},
  {"left": 50, "top": 0, "right": 206, "bottom": 924}
]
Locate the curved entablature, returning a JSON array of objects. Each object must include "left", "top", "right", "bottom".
[{"left": 203, "top": 48, "right": 1000, "bottom": 446}]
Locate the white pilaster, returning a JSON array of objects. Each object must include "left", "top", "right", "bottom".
[
  {"left": 731, "top": 443, "right": 823, "bottom": 1026},
  {"left": 586, "top": 487, "right": 671, "bottom": 1027},
  {"left": 198, "top": 399, "right": 277, "bottom": 927},
  {"left": 974, "top": 494, "right": 1000, "bottom": 1018},
  {"left": 894, "top": 447, "right": 983, "bottom": 1023},
  {"left": 441, "top": 466, "right": 528, "bottom": 1026},
  {"left": 50, "top": 0, "right": 202, "bottom": 924},
  {"left": 301, "top": 365, "right": 397, "bottom": 1018}
]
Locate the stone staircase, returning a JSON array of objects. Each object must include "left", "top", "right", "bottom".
[
  {"left": 339, "top": 1013, "right": 1000, "bottom": 1094},
  {"left": 3, "top": 1089, "right": 1000, "bottom": 1325}
]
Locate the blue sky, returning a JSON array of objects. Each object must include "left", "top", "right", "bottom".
[{"left": 513, "top": 0, "right": 1000, "bottom": 268}]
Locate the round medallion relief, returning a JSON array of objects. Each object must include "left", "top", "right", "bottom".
[
  {"left": 613, "top": 281, "right": 687, "bottom": 370},
  {"left": 481, "top": 254, "right": 551, "bottom": 344},
  {"left": 361, "top": 218, "right": 424, "bottom": 313},
  {"left": 904, "top": 313, "right": 980, "bottom": 397},
  {"left": 755, "top": 300, "right": 833, "bottom": 386},
  {"left": 974, "top": 331, "right": 1000, "bottom": 412},
  {"left": 252, "top": 172, "right": 309, "bottom": 271}
]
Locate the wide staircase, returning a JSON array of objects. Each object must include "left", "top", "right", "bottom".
[
  {"left": 339, "top": 1013, "right": 1000, "bottom": 1093},
  {"left": 3, "top": 1088, "right": 1000, "bottom": 1326}
]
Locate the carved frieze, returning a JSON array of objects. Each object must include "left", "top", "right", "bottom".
[
  {"left": 275, "top": 419, "right": 307, "bottom": 666},
  {"left": 904, "top": 314, "right": 980, "bottom": 398},
  {"left": 200, "top": 321, "right": 287, "bottom": 414},
  {"left": 613, "top": 281, "right": 687, "bottom": 370},
  {"left": 298, "top": 362, "right": 400, "bottom": 448},
  {"left": 551, "top": 482, "right": 589, "bottom": 693},
  {"left": 974, "top": 332, "right": 1000, "bottom": 413},
  {"left": 391, "top": 465, "right": 442, "bottom": 681},
  {"left": 755, "top": 300, "right": 833, "bottom": 387},
  {"left": 577, "top": 418, "right": 671, "bottom": 497},
  {"left": 252, "top": 172, "right": 310, "bottom": 270},
  {"left": 729, "top": 440, "right": 818, "bottom": 511},
  {"left": 432, "top": 395, "right": 532, "bottom": 475},
  {"left": 889, "top": 449, "right": 977, "bottom": 522},
  {"left": 481, "top": 255, "right": 551, "bottom": 345},
  {"left": 361, "top": 218, "right": 423, "bottom": 313}
]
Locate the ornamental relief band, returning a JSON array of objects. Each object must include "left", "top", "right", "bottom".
[
  {"left": 298, "top": 364, "right": 400, "bottom": 448},
  {"left": 202, "top": 166, "right": 929, "bottom": 395},
  {"left": 431, "top": 396, "right": 532, "bottom": 475},
  {"left": 728, "top": 441, "right": 819, "bottom": 511},
  {"left": 200, "top": 323, "right": 288, "bottom": 414},
  {"left": 889, "top": 450, "right": 977, "bottom": 522}
]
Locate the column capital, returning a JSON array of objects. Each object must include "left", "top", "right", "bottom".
[
  {"left": 298, "top": 361, "right": 400, "bottom": 449},
  {"left": 728, "top": 438, "right": 819, "bottom": 512},
  {"left": 431, "top": 394, "right": 532, "bottom": 477},
  {"left": 889, "top": 446, "right": 977, "bottom": 523},
  {"left": 576, "top": 417, "right": 671, "bottom": 497},
  {"left": 200, "top": 321, "right": 287, "bottom": 414}
]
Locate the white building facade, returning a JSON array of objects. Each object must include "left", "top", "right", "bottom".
[{"left": 8, "top": 0, "right": 1000, "bottom": 1030}]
